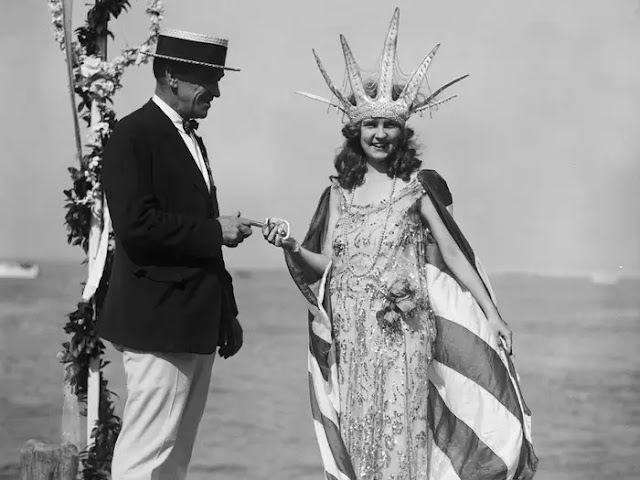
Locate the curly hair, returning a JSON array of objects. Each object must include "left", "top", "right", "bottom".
[
  {"left": 331, "top": 121, "right": 422, "bottom": 190},
  {"left": 330, "top": 80, "right": 423, "bottom": 190}
]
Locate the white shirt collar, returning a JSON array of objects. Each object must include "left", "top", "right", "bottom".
[{"left": 152, "top": 95, "right": 185, "bottom": 131}]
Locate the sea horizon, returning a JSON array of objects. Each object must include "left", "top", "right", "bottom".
[{"left": 1, "top": 256, "right": 639, "bottom": 282}]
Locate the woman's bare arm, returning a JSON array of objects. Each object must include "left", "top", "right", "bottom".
[
  {"left": 419, "top": 195, "right": 512, "bottom": 351},
  {"left": 286, "top": 245, "right": 331, "bottom": 283},
  {"left": 263, "top": 186, "right": 340, "bottom": 283}
]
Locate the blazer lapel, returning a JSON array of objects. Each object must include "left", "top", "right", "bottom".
[
  {"left": 144, "top": 101, "right": 211, "bottom": 199},
  {"left": 194, "top": 135, "right": 220, "bottom": 214}
]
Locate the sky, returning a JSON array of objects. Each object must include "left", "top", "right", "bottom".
[{"left": 1, "top": 0, "right": 639, "bottom": 276}]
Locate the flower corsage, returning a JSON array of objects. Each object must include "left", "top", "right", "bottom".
[{"left": 376, "top": 278, "right": 419, "bottom": 333}]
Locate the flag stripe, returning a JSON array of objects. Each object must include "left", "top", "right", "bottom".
[
  {"left": 426, "top": 266, "right": 500, "bottom": 356},
  {"left": 434, "top": 315, "right": 524, "bottom": 423},
  {"left": 504, "top": 353, "right": 532, "bottom": 416},
  {"left": 428, "top": 382, "right": 508, "bottom": 480},
  {"left": 431, "top": 361, "right": 525, "bottom": 470},
  {"left": 513, "top": 434, "right": 538, "bottom": 480},
  {"left": 309, "top": 373, "right": 357, "bottom": 479},
  {"left": 430, "top": 442, "right": 462, "bottom": 480},
  {"left": 309, "top": 324, "right": 333, "bottom": 382}
]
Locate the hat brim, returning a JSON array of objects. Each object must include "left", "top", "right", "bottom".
[{"left": 142, "top": 51, "right": 240, "bottom": 72}]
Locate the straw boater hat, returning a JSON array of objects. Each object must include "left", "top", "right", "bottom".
[{"left": 143, "top": 27, "right": 240, "bottom": 71}]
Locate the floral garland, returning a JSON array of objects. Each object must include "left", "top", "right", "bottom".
[{"left": 48, "top": 1, "right": 163, "bottom": 478}]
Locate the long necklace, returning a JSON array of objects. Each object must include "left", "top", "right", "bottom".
[{"left": 342, "top": 176, "right": 398, "bottom": 278}]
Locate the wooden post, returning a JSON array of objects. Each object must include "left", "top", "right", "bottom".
[
  {"left": 59, "top": 0, "right": 83, "bottom": 453},
  {"left": 86, "top": 0, "right": 108, "bottom": 450},
  {"left": 61, "top": 0, "right": 83, "bottom": 166},
  {"left": 19, "top": 440, "right": 78, "bottom": 480}
]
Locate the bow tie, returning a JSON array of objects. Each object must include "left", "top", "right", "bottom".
[{"left": 182, "top": 119, "right": 199, "bottom": 136}]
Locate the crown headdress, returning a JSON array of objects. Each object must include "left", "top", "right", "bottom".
[{"left": 296, "top": 8, "right": 468, "bottom": 125}]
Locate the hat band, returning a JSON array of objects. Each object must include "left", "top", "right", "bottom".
[{"left": 156, "top": 35, "right": 227, "bottom": 69}]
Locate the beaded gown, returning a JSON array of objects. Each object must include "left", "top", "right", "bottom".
[
  {"left": 285, "top": 169, "right": 537, "bottom": 480},
  {"left": 328, "top": 176, "right": 437, "bottom": 480}
]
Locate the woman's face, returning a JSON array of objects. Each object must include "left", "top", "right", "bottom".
[{"left": 359, "top": 117, "right": 402, "bottom": 164}]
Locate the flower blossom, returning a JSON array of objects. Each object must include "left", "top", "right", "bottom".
[{"left": 80, "top": 56, "right": 103, "bottom": 78}]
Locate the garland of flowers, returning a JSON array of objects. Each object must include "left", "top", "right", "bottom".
[{"left": 48, "top": 1, "right": 163, "bottom": 478}]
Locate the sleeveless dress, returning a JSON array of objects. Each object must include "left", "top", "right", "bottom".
[
  {"left": 329, "top": 176, "right": 437, "bottom": 480},
  {"left": 284, "top": 170, "right": 538, "bottom": 480}
]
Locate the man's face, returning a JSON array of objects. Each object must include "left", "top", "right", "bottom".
[{"left": 173, "top": 67, "right": 224, "bottom": 119}]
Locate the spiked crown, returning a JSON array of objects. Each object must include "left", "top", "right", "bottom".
[{"left": 297, "top": 8, "right": 468, "bottom": 125}]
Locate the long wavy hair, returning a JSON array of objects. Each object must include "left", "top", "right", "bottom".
[{"left": 331, "top": 82, "right": 422, "bottom": 190}]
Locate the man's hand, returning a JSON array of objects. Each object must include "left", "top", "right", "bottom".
[
  {"left": 218, "top": 317, "right": 243, "bottom": 359},
  {"left": 218, "top": 211, "right": 253, "bottom": 247}
]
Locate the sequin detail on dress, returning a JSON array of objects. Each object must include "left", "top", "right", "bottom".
[{"left": 330, "top": 177, "right": 437, "bottom": 480}]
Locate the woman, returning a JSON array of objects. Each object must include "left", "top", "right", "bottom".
[{"left": 264, "top": 9, "right": 537, "bottom": 480}]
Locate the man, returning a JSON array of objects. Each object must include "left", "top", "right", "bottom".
[{"left": 98, "top": 27, "right": 252, "bottom": 479}]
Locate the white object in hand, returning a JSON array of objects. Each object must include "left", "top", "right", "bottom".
[{"left": 248, "top": 217, "right": 291, "bottom": 240}]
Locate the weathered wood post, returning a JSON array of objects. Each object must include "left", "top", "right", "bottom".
[
  {"left": 19, "top": 440, "right": 78, "bottom": 480},
  {"left": 85, "top": 0, "right": 109, "bottom": 451}
]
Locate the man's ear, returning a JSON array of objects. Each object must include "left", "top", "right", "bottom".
[{"left": 165, "top": 67, "right": 178, "bottom": 89}]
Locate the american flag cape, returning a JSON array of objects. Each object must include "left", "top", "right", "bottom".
[{"left": 284, "top": 170, "right": 538, "bottom": 480}]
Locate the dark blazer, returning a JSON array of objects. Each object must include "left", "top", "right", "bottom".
[{"left": 98, "top": 100, "right": 238, "bottom": 354}]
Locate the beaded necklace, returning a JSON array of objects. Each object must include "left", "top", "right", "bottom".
[{"left": 342, "top": 176, "right": 398, "bottom": 278}]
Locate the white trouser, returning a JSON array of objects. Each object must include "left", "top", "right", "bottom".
[{"left": 111, "top": 349, "right": 215, "bottom": 480}]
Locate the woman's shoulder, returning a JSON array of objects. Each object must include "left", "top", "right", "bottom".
[
  {"left": 328, "top": 177, "right": 348, "bottom": 198},
  {"left": 400, "top": 169, "right": 448, "bottom": 192},
  {"left": 416, "top": 168, "right": 448, "bottom": 183},
  {"left": 415, "top": 169, "right": 453, "bottom": 206}
]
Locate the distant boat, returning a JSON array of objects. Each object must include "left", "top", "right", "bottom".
[{"left": 0, "top": 261, "right": 40, "bottom": 279}]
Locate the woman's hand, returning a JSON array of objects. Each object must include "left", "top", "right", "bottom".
[
  {"left": 262, "top": 218, "right": 299, "bottom": 252},
  {"left": 487, "top": 311, "right": 512, "bottom": 354},
  {"left": 262, "top": 217, "right": 329, "bottom": 281}
]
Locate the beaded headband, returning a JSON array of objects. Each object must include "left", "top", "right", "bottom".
[{"left": 296, "top": 8, "right": 468, "bottom": 125}]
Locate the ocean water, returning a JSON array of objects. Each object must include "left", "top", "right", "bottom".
[{"left": 0, "top": 261, "right": 639, "bottom": 479}]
